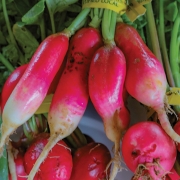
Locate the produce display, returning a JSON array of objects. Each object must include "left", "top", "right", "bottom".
[{"left": 0, "top": 0, "right": 180, "bottom": 180}]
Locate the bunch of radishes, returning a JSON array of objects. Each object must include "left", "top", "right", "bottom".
[{"left": 1, "top": 3, "right": 180, "bottom": 180}]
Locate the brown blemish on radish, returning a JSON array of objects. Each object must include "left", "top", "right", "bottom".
[{"left": 134, "top": 58, "right": 140, "bottom": 64}]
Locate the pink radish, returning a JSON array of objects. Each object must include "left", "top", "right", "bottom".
[
  {"left": 115, "top": 22, "right": 180, "bottom": 143},
  {"left": 0, "top": 8, "right": 91, "bottom": 155},
  {"left": 165, "top": 168, "right": 180, "bottom": 180},
  {"left": 1, "top": 33, "right": 68, "bottom": 154},
  {"left": 173, "top": 120, "right": 180, "bottom": 151},
  {"left": 89, "top": 10, "right": 130, "bottom": 180},
  {"left": 122, "top": 121, "right": 176, "bottom": 179},
  {"left": 24, "top": 133, "right": 72, "bottom": 180},
  {"left": 27, "top": 27, "right": 103, "bottom": 179},
  {"left": 1, "top": 64, "right": 28, "bottom": 112},
  {"left": 70, "top": 142, "right": 111, "bottom": 180},
  {"left": 1, "top": 61, "right": 64, "bottom": 113}
]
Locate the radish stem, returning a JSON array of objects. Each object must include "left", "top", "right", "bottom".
[
  {"left": 65, "top": 8, "right": 90, "bottom": 36},
  {"left": 0, "top": 53, "right": 14, "bottom": 72},
  {"left": 102, "top": 9, "right": 117, "bottom": 44},
  {"left": 2, "top": 0, "right": 24, "bottom": 64},
  {"left": 169, "top": 6, "right": 180, "bottom": 87},
  {"left": 89, "top": 8, "right": 104, "bottom": 28},
  {"left": 145, "top": 3, "right": 162, "bottom": 64},
  {"left": 157, "top": 0, "right": 175, "bottom": 87}
]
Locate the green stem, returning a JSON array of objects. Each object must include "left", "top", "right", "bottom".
[
  {"left": 169, "top": 6, "right": 180, "bottom": 87},
  {"left": 37, "top": 114, "right": 43, "bottom": 130},
  {"left": 65, "top": 8, "right": 90, "bottom": 36},
  {"left": 0, "top": 53, "right": 14, "bottom": 72},
  {"left": 74, "top": 127, "right": 87, "bottom": 146},
  {"left": 39, "top": 17, "right": 46, "bottom": 41},
  {"left": 23, "top": 122, "right": 33, "bottom": 142},
  {"left": 2, "top": 0, "right": 24, "bottom": 64},
  {"left": 29, "top": 115, "right": 38, "bottom": 134},
  {"left": 66, "top": 135, "right": 78, "bottom": 149},
  {"left": 71, "top": 132, "right": 83, "bottom": 147},
  {"left": 102, "top": 9, "right": 117, "bottom": 44},
  {"left": 157, "top": 0, "right": 175, "bottom": 87},
  {"left": 2, "top": 0, "right": 17, "bottom": 46},
  {"left": 145, "top": 3, "right": 163, "bottom": 64},
  {"left": 89, "top": 8, "right": 104, "bottom": 29},
  {"left": 49, "top": 12, "right": 56, "bottom": 34}
]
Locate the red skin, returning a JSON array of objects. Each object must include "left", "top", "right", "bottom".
[
  {"left": 49, "top": 27, "right": 103, "bottom": 116},
  {"left": 24, "top": 133, "right": 73, "bottom": 180},
  {"left": 1, "top": 64, "right": 28, "bottom": 112},
  {"left": 3, "top": 33, "right": 69, "bottom": 126},
  {"left": 88, "top": 44, "right": 130, "bottom": 158},
  {"left": 70, "top": 142, "right": 111, "bottom": 180},
  {"left": 115, "top": 22, "right": 180, "bottom": 144},
  {"left": 21, "top": 27, "right": 103, "bottom": 180},
  {"left": 122, "top": 121, "right": 177, "bottom": 179},
  {"left": 174, "top": 121, "right": 180, "bottom": 151},
  {"left": 0, "top": 33, "right": 69, "bottom": 153},
  {"left": 1, "top": 58, "right": 65, "bottom": 113},
  {"left": 9, "top": 152, "right": 27, "bottom": 180},
  {"left": 115, "top": 22, "right": 167, "bottom": 110},
  {"left": 165, "top": 168, "right": 180, "bottom": 180}
]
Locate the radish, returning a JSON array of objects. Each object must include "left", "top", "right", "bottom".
[
  {"left": 0, "top": 8, "right": 91, "bottom": 155},
  {"left": 1, "top": 60, "right": 64, "bottom": 112},
  {"left": 165, "top": 168, "right": 180, "bottom": 180},
  {"left": 27, "top": 25, "right": 103, "bottom": 179},
  {"left": 173, "top": 120, "right": 180, "bottom": 151},
  {"left": 70, "top": 142, "right": 111, "bottom": 180},
  {"left": 122, "top": 121, "right": 176, "bottom": 179},
  {"left": 24, "top": 133, "right": 72, "bottom": 180},
  {"left": 8, "top": 148, "right": 27, "bottom": 180},
  {"left": 89, "top": 10, "right": 130, "bottom": 180},
  {"left": 1, "top": 64, "right": 28, "bottom": 112},
  {"left": 115, "top": 22, "right": 180, "bottom": 143}
]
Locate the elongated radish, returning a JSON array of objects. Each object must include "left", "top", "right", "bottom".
[
  {"left": 24, "top": 133, "right": 72, "bottom": 180},
  {"left": 115, "top": 22, "right": 180, "bottom": 143},
  {"left": 1, "top": 60, "right": 64, "bottom": 112},
  {"left": 27, "top": 26, "right": 103, "bottom": 179},
  {"left": 122, "top": 121, "right": 176, "bottom": 179},
  {"left": 0, "top": 8, "right": 91, "bottom": 155},
  {"left": 1, "top": 64, "right": 28, "bottom": 112},
  {"left": 1, "top": 33, "right": 68, "bottom": 153},
  {"left": 70, "top": 142, "right": 111, "bottom": 180},
  {"left": 89, "top": 10, "right": 130, "bottom": 180}
]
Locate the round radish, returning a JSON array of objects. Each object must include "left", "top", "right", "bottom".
[
  {"left": 122, "top": 121, "right": 176, "bottom": 179},
  {"left": 24, "top": 133, "right": 73, "bottom": 180},
  {"left": 70, "top": 142, "right": 111, "bottom": 180}
]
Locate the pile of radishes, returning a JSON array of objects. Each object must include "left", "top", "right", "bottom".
[{"left": 1, "top": 3, "right": 180, "bottom": 180}]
